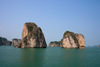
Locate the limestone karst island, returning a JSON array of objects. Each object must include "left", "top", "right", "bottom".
[
  {"left": 15, "top": 22, "right": 47, "bottom": 48},
  {"left": 0, "top": 22, "right": 85, "bottom": 49},
  {"left": 1, "top": 0, "right": 100, "bottom": 67},
  {"left": 49, "top": 31, "right": 85, "bottom": 48},
  {"left": 60, "top": 31, "right": 85, "bottom": 48},
  {"left": 49, "top": 41, "right": 60, "bottom": 47},
  {"left": 0, "top": 37, "right": 12, "bottom": 46}
]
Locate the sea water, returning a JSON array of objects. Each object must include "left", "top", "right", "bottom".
[{"left": 0, "top": 46, "right": 100, "bottom": 67}]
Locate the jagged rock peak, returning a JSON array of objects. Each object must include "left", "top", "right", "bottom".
[
  {"left": 16, "top": 22, "right": 47, "bottom": 48},
  {"left": 61, "top": 31, "right": 85, "bottom": 48}
]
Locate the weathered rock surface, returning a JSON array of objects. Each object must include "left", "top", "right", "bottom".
[
  {"left": 16, "top": 22, "right": 47, "bottom": 48},
  {"left": 0, "top": 37, "right": 12, "bottom": 46},
  {"left": 11, "top": 38, "right": 21, "bottom": 47},
  {"left": 4, "top": 41, "right": 12, "bottom": 46},
  {"left": 49, "top": 41, "right": 60, "bottom": 47},
  {"left": 60, "top": 31, "right": 85, "bottom": 48}
]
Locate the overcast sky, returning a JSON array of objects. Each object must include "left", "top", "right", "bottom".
[{"left": 0, "top": 0, "right": 100, "bottom": 46}]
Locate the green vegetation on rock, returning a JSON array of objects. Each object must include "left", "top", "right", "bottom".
[
  {"left": 33, "top": 23, "right": 37, "bottom": 27},
  {"left": 81, "top": 45, "right": 85, "bottom": 47},
  {"left": 27, "top": 26, "right": 33, "bottom": 32},
  {"left": 50, "top": 41, "right": 60, "bottom": 45},
  {"left": 18, "top": 42, "right": 22, "bottom": 46},
  {"left": 23, "top": 36, "right": 28, "bottom": 45},
  {"left": 63, "top": 31, "right": 78, "bottom": 43},
  {"left": 39, "top": 27, "right": 42, "bottom": 32},
  {"left": 33, "top": 33, "right": 38, "bottom": 37},
  {"left": 24, "top": 40, "right": 27, "bottom": 45}
]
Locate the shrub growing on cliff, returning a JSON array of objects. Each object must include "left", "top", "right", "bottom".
[
  {"left": 33, "top": 33, "right": 38, "bottom": 37},
  {"left": 64, "top": 31, "right": 74, "bottom": 36},
  {"left": 18, "top": 42, "right": 22, "bottom": 46},
  {"left": 33, "top": 23, "right": 37, "bottom": 27},
  {"left": 81, "top": 45, "right": 85, "bottom": 47},
  {"left": 63, "top": 31, "right": 78, "bottom": 43},
  {"left": 50, "top": 41, "right": 60, "bottom": 45},
  {"left": 27, "top": 26, "right": 33, "bottom": 32},
  {"left": 30, "top": 33, "right": 32, "bottom": 36},
  {"left": 39, "top": 27, "right": 42, "bottom": 32},
  {"left": 24, "top": 40, "right": 27, "bottom": 45}
]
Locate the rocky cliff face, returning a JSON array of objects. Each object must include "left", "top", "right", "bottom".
[
  {"left": 16, "top": 22, "right": 47, "bottom": 48},
  {"left": 11, "top": 38, "right": 21, "bottom": 47},
  {"left": 4, "top": 41, "right": 12, "bottom": 46},
  {"left": 0, "top": 37, "right": 12, "bottom": 46},
  {"left": 60, "top": 31, "right": 85, "bottom": 48},
  {"left": 49, "top": 41, "right": 60, "bottom": 47},
  {"left": 0, "top": 37, "right": 7, "bottom": 46}
]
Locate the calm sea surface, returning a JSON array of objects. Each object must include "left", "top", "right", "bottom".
[{"left": 0, "top": 46, "right": 100, "bottom": 67}]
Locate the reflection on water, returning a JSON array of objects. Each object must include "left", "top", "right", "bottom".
[
  {"left": 19, "top": 47, "right": 86, "bottom": 67},
  {"left": 20, "top": 48, "right": 46, "bottom": 67},
  {"left": 0, "top": 47, "right": 100, "bottom": 67},
  {"left": 62, "top": 48, "right": 86, "bottom": 67}
]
